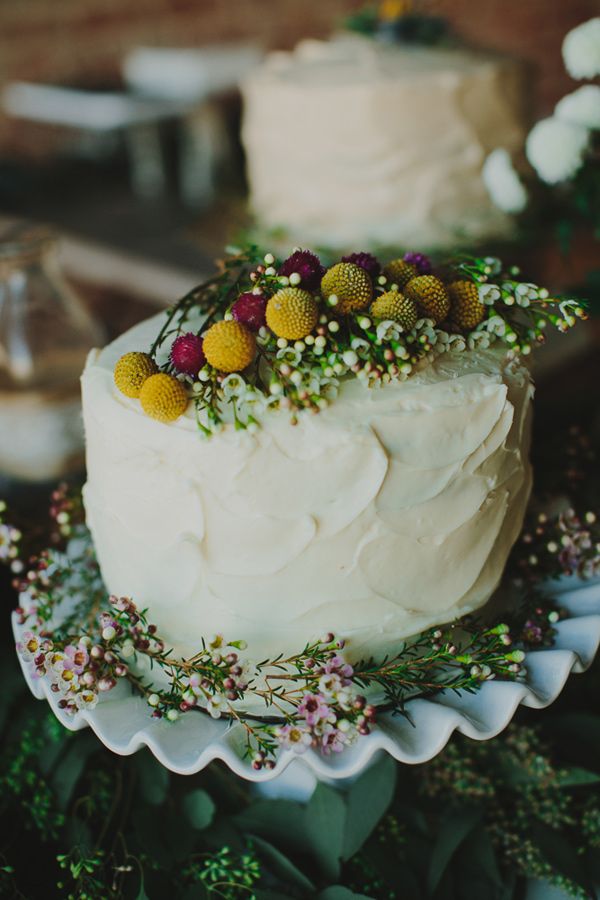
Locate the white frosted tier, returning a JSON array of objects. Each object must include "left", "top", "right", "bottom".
[
  {"left": 81, "top": 314, "right": 533, "bottom": 662},
  {"left": 241, "top": 37, "right": 527, "bottom": 251}
]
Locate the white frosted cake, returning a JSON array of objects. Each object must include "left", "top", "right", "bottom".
[
  {"left": 82, "top": 312, "right": 532, "bottom": 662},
  {"left": 241, "top": 36, "right": 528, "bottom": 251}
]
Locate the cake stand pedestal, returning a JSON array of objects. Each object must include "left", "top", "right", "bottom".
[{"left": 13, "top": 575, "right": 600, "bottom": 788}]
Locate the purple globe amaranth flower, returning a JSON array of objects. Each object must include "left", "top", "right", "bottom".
[
  {"left": 341, "top": 251, "right": 381, "bottom": 280},
  {"left": 403, "top": 251, "right": 432, "bottom": 275},
  {"left": 170, "top": 333, "right": 206, "bottom": 376},
  {"left": 231, "top": 291, "right": 268, "bottom": 331},
  {"left": 278, "top": 249, "right": 325, "bottom": 291}
]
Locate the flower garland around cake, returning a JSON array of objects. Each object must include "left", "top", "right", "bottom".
[
  {"left": 5, "top": 488, "right": 599, "bottom": 769},
  {"left": 112, "top": 247, "right": 587, "bottom": 436}
]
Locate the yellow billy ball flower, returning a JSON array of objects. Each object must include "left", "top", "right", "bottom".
[
  {"left": 266, "top": 287, "right": 319, "bottom": 340},
  {"left": 203, "top": 320, "right": 256, "bottom": 373},
  {"left": 405, "top": 275, "right": 450, "bottom": 324},
  {"left": 380, "top": 0, "right": 412, "bottom": 22},
  {"left": 321, "top": 262, "right": 373, "bottom": 314},
  {"left": 139, "top": 373, "right": 189, "bottom": 423},
  {"left": 370, "top": 291, "right": 418, "bottom": 331},
  {"left": 447, "top": 280, "right": 485, "bottom": 331},
  {"left": 114, "top": 352, "right": 158, "bottom": 399},
  {"left": 382, "top": 258, "right": 417, "bottom": 289}
]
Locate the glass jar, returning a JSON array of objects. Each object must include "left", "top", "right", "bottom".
[{"left": 0, "top": 220, "right": 104, "bottom": 483}]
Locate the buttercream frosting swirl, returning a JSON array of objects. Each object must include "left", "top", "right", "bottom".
[{"left": 81, "top": 314, "right": 533, "bottom": 661}]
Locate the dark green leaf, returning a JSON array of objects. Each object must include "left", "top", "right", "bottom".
[
  {"left": 555, "top": 767, "right": 600, "bottom": 787},
  {"left": 51, "top": 734, "right": 96, "bottom": 810},
  {"left": 455, "top": 828, "right": 503, "bottom": 900},
  {"left": 135, "top": 750, "right": 169, "bottom": 806},
  {"left": 342, "top": 755, "right": 396, "bottom": 860},
  {"left": 462, "top": 828, "right": 502, "bottom": 888},
  {"left": 531, "top": 823, "right": 589, "bottom": 891},
  {"left": 427, "top": 808, "right": 483, "bottom": 894},
  {"left": 65, "top": 817, "right": 93, "bottom": 856},
  {"left": 251, "top": 835, "right": 315, "bottom": 892},
  {"left": 235, "top": 800, "right": 310, "bottom": 853},
  {"left": 304, "top": 784, "right": 347, "bottom": 880},
  {"left": 182, "top": 789, "right": 215, "bottom": 830}
]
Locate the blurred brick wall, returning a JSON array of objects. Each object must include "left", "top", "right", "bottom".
[{"left": 0, "top": 0, "right": 596, "bottom": 157}]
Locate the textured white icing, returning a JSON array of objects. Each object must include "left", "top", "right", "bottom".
[
  {"left": 241, "top": 36, "right": 527, "bottom": 251},
  {"left": 81, "top": 314, "right": 533, "bottom": 662}
]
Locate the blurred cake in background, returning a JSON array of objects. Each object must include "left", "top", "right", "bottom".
[{"left": 241, "top": 2, "right": 529, "bottom": 252}]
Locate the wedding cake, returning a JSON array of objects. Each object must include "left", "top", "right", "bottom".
[
  {"left": 78, "top": 247, "right": 585, "bottom": 664},
  {"left": 241, "top": 36, "right": 528, "bottom": 251}
]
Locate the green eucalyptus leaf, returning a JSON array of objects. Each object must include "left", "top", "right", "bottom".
[
  {"left": 304, "top": 783, "right": 347, "bottom": 881},
  {"left": 463, "top": 828, "right": 502, "bottom": 887},
  {"left": 342, "top": 755, "right": 396, "bottom": 860},
  {"left": 531, "top": 823, "right": 589, "bottom": 890},
  {"left": 455, "top": 828, "right": 503, "bottom": 900},
  {"left": 65, "top": 817, "right": 93, "bottom": 856},
  {"left": 555, "top": 767, "right": 600, "bottom": 787},
  {"left": 427, "top": 808, "right": 483, "bottom": 894},
  {"left": 251, "top": 835, "right": 315, "bottom": 893},
  {"left": 317, "top": 887, "right": 373, "bottom": 899},
  {"left": 235, "top": 800, "right": 310, "bottom": 853},
  {"left": 51, "top": 734, "right": 96, "bottom": 810},
  {"left": 136, "top": 750, "right": 169, "bottom": 806},
  {"left": 182, "top": 789, "right": 216, "bottom": 831}
]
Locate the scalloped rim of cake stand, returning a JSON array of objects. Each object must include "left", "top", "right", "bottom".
[{"left": 12, "top": 576, "right": 600, "bottom": 783}]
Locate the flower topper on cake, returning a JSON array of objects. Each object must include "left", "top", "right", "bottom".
[
  {"left": 345, "top": 0, "right": 449, "bottom": 45},
  {"left": 112, "top": 247, "right": 586, "bottom": 435}
]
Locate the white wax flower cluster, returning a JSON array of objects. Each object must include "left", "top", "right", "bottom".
[
  {"left": 562, "top": 17, "right": 600, "bottom": 80},
  {"left": 484, "top": 17, "right": 600, "bottom": 204},
  {"left": 482, "top": 148, "right": 528, "bottom": 214},
  {"left": 554, "top": 84, "right": 600, "bottom": 131},
  {"left": 525, "top": 116, "right": 590, "bottom": 185}
]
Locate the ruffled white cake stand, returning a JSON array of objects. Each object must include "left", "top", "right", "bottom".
[{"left": 12, "top": 575, "right": 600, "bottom": 794}]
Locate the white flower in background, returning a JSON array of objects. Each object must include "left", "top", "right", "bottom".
[
  {"left": 555, "top": 85, "right": 600, "bottom": 130},
  {"left": 525, "top": 117, "right": 589, "bottom": 184},
  {"left": 562, "top": 17, "right": 600, "bottom": 80},
  {"left": 482, "top": 148, "right": 528, "bottom": 213}
]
